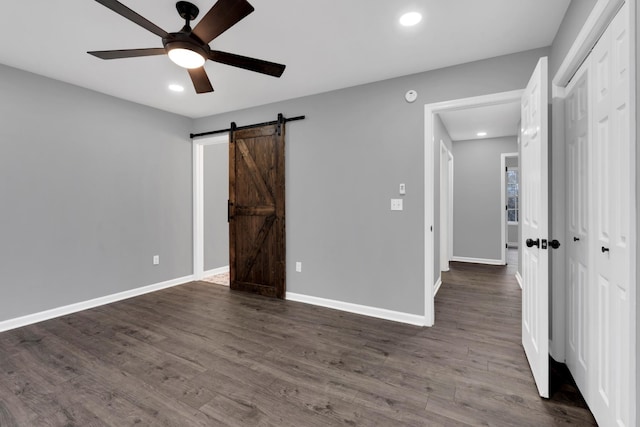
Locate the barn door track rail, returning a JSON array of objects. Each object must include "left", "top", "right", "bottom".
[{"left": 190, "top": 113, "right": 305, "bottom": 139}]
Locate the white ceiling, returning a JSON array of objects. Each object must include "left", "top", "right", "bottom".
[
  {"left": 439, "top": 101, "right": 522, "bottom": 142},
  {"left": 0, "top": 0, "right": 570, "bottom": 119}
]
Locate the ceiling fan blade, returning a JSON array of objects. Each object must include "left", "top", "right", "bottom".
[
  {"left": 88, "top": 48, "right": 167, "bottom": 60},
  {"left": 208, "top": 50, "right": 285, "bottom": 77},
  {"left": 188, "top": 67, "right": 214, "bottom": 93},
  {"left": 192, "top": 0, "right": 254, "bottom": 44},
  {"left": 94, "top": 0, "right": 169, "bottom": 38}
]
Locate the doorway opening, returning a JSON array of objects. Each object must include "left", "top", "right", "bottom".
[
  {"left": 424, "top": 89, "right": 524, "bottom": 326},
  {"left": 501, "top": 153, "right": 519, "bottom": 264},
  {"left": 192, "top": 133, "right": 230, "bottom": 284}
]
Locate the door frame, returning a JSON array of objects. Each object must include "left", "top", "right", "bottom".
[
  {"left": 192, "top": 133, "right": 229, "bottom": 281},
  {"left": 501, "top": 153, "right": 519, "bottom": 264},
  {"left": 439, "top": 141, "right": 453, "bottom": 274},
  {"left": 424, "top": 89, "right": 524, "bottom": 326}
]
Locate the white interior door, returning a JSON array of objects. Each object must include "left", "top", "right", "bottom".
[
  {"left": 564, "top": 64, "right": 590, "bottom": 394},
  {"left": 590, "top": 3, "right": 632, "bottom": 425},
  {"left": 520, "top": 56, "right": 549, "bottom": 398}
]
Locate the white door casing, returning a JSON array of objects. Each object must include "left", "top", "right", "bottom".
[
  {"left": 521, "top": 56, "right": 550, "bottom": 398},
  {"left": 440, "top": 141, "right": 451, "bottom": 273},
  {"left": 565, "top": 63, "right": 590, "bottom": 395}
]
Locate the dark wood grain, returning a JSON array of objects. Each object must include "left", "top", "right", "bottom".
[
  {"left": 229, "top": 123, "right": 286, "bottom": 298},
  {"left": 0, "top": 250, "right": 596, "bottom": 426}
]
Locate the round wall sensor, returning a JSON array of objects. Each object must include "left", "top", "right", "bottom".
[{"left": 405, "top": 90, "right": 418, "bottom": 103}]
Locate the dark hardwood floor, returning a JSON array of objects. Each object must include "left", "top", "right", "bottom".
[{"left": 0, "top": 253, "right": 595, "bottom": 426}]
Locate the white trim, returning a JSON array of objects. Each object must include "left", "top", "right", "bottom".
[
  {"left": 515, "top": 271, "right": 523, "bottom": 290},
  {"left": 0, "top": 275, "right": 194, "bottom": 333},
  {"left": 286, "top": 292, "right": 426, "bottom": 326},
  {"left": 424, "top": 89, "right": 524, "bottom": 327},
  {"left": 501, "top": 152, "right": 519, "bottom": 265},
  {"left": 192, "top": 134, "right": 229, "bottom": 281},
  {"left": 203, "top": 265, "right": 229, "bottom": 278},
  {"left": 553, "top": 0, "right": 625, "bottom": 88},
  {"left": 440, "top": 141, "right": 452, "bottom": 273},
  {"left": 433, "top": 277, "right": 443, "bottom": 296},
  {"left": 451, "top": 256, "right": 505, "bottom": 266}
]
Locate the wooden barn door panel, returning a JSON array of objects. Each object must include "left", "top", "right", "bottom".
[{"left": 229, "top": 123, "right": 285, "bottom": 299}]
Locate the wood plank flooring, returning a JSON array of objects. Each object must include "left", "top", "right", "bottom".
[{"left": 0, "top": 255, "right": 595, "bottom": 426}]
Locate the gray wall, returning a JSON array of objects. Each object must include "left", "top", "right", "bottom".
[
  {"left": 0, "top": 64, "right": 193, "bottom": 322},
  {"left": 452, "top": 137, "right": 518, "bottom": 261},
  {"left": 550, "top": 0, "right": 598, "bottom": 77},
  {"left": 203, "top": 143, "right": 229, "bottom": 271},
  {"left": 193, "top": 47, "right": 548, "bottom": 316}
]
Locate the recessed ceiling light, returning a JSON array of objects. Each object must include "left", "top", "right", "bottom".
[
  {"left": 168, "top": 84, "right": 185, "bottom": 92},
  {"left": 399, "top": 12, "right": 422, "bottom": 27},
  {"left": 477, "top": 132, "right": 487, "bottom": 137}
]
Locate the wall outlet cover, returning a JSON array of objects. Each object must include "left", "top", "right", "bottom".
[{"left": 391, "top": 199, "right": 403, "bottom": 211}]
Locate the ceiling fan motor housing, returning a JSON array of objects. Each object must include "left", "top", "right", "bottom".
[{"left": 163, "top": 32, "right": 210, "bottom": 58}]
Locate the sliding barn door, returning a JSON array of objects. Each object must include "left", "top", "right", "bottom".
[
  {"left": 520, "top": 56, "right": 549, "bottom": 398},
  {"left": 228, "top": 122, "right": 285, "bottom": 298}
]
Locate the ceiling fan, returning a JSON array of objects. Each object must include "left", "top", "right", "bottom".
[{"left": 88, "top": 0, "right": 286, "bottom": 94}]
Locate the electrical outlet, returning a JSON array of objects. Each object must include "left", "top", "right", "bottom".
[
  {"left": 391, "top": 199, "right": 403, "bottom": 211},
  {"left": 153, "top": 255, "right": 159, "bottom": 265},
  {"left": 295, "top": 262, "right": 302, "bottom": 272}
]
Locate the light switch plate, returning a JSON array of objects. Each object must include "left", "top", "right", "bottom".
[
  {"left": 399, "top": 183, "right": 406, "bottom": 195},
  {"left": 391, "top": 199, "right": 403, "bottom": 211}
]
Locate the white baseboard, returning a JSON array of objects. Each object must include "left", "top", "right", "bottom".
[
  {"left": 434, "top": 277, "right": 443, "bottom": 296},
  {"left": 286, "top": 292, "right": 426, "bottom": 327},
  {"left": 515, "top": 271, "right": 523, "bottom": 289},
  {"left": 0, "top": 274, "right": 194, "bottom": 333},
  {"left": 203, "top": 265, "right": 229, "bottom": 278},
  {"left": 451, "top": 256, "right": 505, "bottom": 266}
]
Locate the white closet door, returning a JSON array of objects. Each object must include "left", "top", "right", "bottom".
[
  {"left": 520, "top": 56, "right": 549, "bottom": 398},
  {"left": 564, "top": 66, "right": 590, "bottom": 394},
  {"left": 590, "top": 2, "right": 632, "bottom": 426}
]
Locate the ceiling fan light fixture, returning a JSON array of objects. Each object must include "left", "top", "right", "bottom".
[{"left": 168, "top": 47, "right": 205, "bottom": 69}]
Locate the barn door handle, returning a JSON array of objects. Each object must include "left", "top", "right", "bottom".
[
  {"left": 550, "top": 240, "right": 561, "bottom": 249},
  {"left": 227, "top": 200, "right": 233, "bottom": 222},
  {"left": 601, "top": 246, "right": 610, "bottom": 253},
  {"left": 526, "top": 238, "right": 540, "bottom": 248}
]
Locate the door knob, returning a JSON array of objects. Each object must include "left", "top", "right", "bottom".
[
  {"left": 526, "top": 238, "right": 540, "bottom": 248},
  {"left": 550, "top": 240, "right": 561, "bottom": 249},
  {"left": 601, "top": 246, "right": 610, "bottom": 253},
  {"left": 573, "top": 237, "right": 580, "bottom": 241}
]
